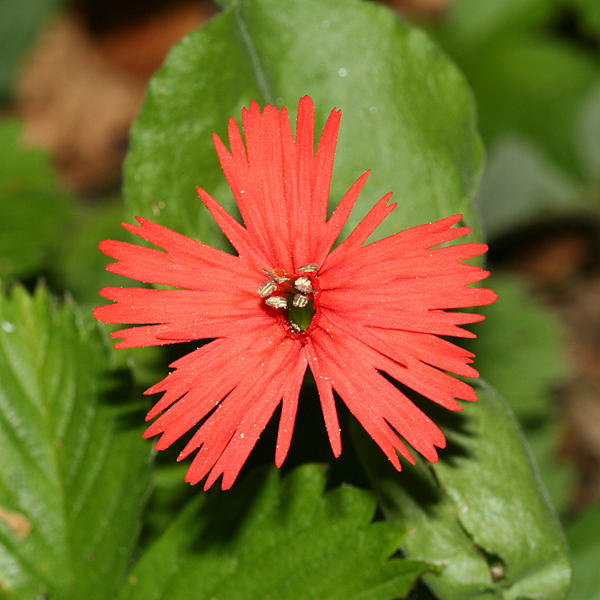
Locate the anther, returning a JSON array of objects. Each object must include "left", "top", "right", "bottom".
[
  {"left": 292, "top": 293, "right": 309, "bottom": 308},
  {"left": 294, "top": 276, "right": 314, "bottom": 294},
  {"left": 298, "top": 263, "right": 319, "bottom": 272},
  {"left": 258, "top": 280, "right": 277, "bottom": 298},
  {"left": 262, "top": 269, "right": 290, "bottom": 284},
  {"left": 265, "top": 296, "right": 288, "bottom": 309}
]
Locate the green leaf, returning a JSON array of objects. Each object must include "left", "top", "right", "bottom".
[
  {"left": 436, "top": 0, "right": 554, "bottom": 47},
  {"left": 136, "top": 463, "right": 191, "bottom": 549},
  {"left": 443, "top": 36, "right": 597, "bottom": 176},
  {"left": 118, "top": 464, "right": 433, "bottom": 600},
  {"left": 0, "top": 120, "right": 73, "bottom": 281},
  {"left": 53, "top": 195, "right": 132, "bottom": 307},
  {"left": 354, "top": 383, "right": 571, "bottom": 599},
  {"left": 465, "top": 275, "right": 575, "bottom": 513},
  {"left": 125, "top": 0, "right": 483, "bottom": 251},
  {"left": 566, "top": 502, "right": 600, "bottom": 600},
  {"left": 572, "top": 0, "right": 600, "bottom": 39},
  {"left": 476, "top": 136, "right": 583, "bottom": 238},
  {"left": 0, "top": 286, "right": 152, "bottom": 599},
  {"left": 577, "top": 79, "right": 600, "bottom": 185},
  {"left": 0, "top": 0, "right": 61, "bottom": 100},
  {"left": 525, "top": 422, "right": 575, "bottom": 515},
  {"left": 466, "top": 275, "right": 569, "bottom": 421}
]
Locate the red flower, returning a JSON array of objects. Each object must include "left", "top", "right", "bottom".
[{"left": 94, "top": 96, "right": 497, "bottom": 490}]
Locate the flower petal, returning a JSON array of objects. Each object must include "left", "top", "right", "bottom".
[
  {"left": 275, "top": 353, "right": 308, "bottom": 467},
  {"left": 304, "top": 339, "right": 342, "bottom": 457},
  {"left": 178, "top": 336, "right": 302, "bottom": 489},
  {"left": 311, "top": 321, "right": 447, "bottom": 464}
]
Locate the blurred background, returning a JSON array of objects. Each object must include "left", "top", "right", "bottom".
[{"left": 1, "top": 0, "right": 599, "bottom": 594}]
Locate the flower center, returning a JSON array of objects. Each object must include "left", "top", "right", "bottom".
[{"left": 258, "top": 264, "right": 319, "bottom": 333}]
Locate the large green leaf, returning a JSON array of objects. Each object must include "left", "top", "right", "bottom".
[
  {"left": 0, "top": 286, "right": 153, "bottom": 599},
  {"left": 566, "top": 502, "right": 600, "bottom": 600},
  {"left": 0, "top": 120, "right": 73, "bottom": 281},
  {"left": 125, "top": 0, "right": 483, "bottom": 250},
  {"left": 118, "top": 464, "right": 432, "bottom": 600},
  {"left": 354, "top": 383, "right": 571, "bottom": 599}
]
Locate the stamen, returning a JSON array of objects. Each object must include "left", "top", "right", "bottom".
[
  {"left": 258, "top": 280, "right": 277, "bottom": 298},
  {"left": 292, "top": 293, "right": 309, "bottom": 308},
  {"left": 298, "top": 263, "right": 319, "bottom": 272},
  {"left": 265, "top": 296, "right": 288, "bottom": 309},
  {"left": 262, "top": 269, "right": 290, "bottom": 284},
  {"left": 294, "top": 276, "right": 314, "bottom": 294},
  {"left": 258, "top": 266, "right": 317, "bottom": 332}
]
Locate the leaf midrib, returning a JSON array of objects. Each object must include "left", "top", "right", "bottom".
[{"left": 232, "top": 2, "right": 274, "bottom": 105}]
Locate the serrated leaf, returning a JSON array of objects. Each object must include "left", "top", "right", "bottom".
[
  {"left": 566, "top": 502, "right": 600, "bottom": 600},
  {"left": 354, "top": 383, "right": 571, "bottom": 600},
  {"left": 125, "top": 0, "right": 483, "bottom": 250},
  {"left": 0, "top": 120, "right": 73, "bottom": 281},
  {"left": 476, "top": 137, "right": 583, "bottom": 238},
  {"left": 0, "top": 286, "right": 152, "bottom": 599},
  {"left": 118, "top": 464, "right": 433, "bottom": 600}
]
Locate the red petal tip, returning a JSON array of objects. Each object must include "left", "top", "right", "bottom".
[
  {"left": 220, "top": 477, "right": 234, "bottom": 491},
  {"left": 298, "top": 95, "right": 314, "bottom": 108},
  {"left": 97, "top": 239, "right": 117, "bottom": 255}
]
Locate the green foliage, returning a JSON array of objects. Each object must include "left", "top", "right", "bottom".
[
  {"left": 0, "top": 286, "right": 152, "bottom": 599},
  {"left": 577, "top": 80, "right": 600, "bottom": 184},
  {"left": 0, "top": 3, "right": 587, "bottom": 598},
  {"left": 354, "top": 384, "right": 572, "bottom": 599},
  {"left": 573, "top": 0, "right": 600, "bottom": 39},
  {"left": 423, "top": 3, "right": 600, "bottom": 239},
  {"left": 54, "top": 196, "right": 134, "bottom": 307},
  {"left": 437, "top": 0, "right": 554, "bottom": 47},
  {"left": 566, "top": 502, "right": 600, "bottom": 600},
  {"left": 466, "top": 275, "right": 575, "bottom": 512},
  {"left": 467, "top": 275, "right": 568, "bottom": 421},
  {"left": 0, "top": 121, "right": 73, "bottom": 282},
  {"left": 125, "top": 0, "right": 483, "bottom": 250},
  {"left": 455, "top": 38, "right": 596, "bottom": 177},
  {"left": 476, "top": 137, "right": 583, "bottom": 238},
  {"left": 118, "top": 464, "right": 432, "bottom": 600},
  {"left": 432, "top": 0, "right": 599, "bottom": 179}
]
